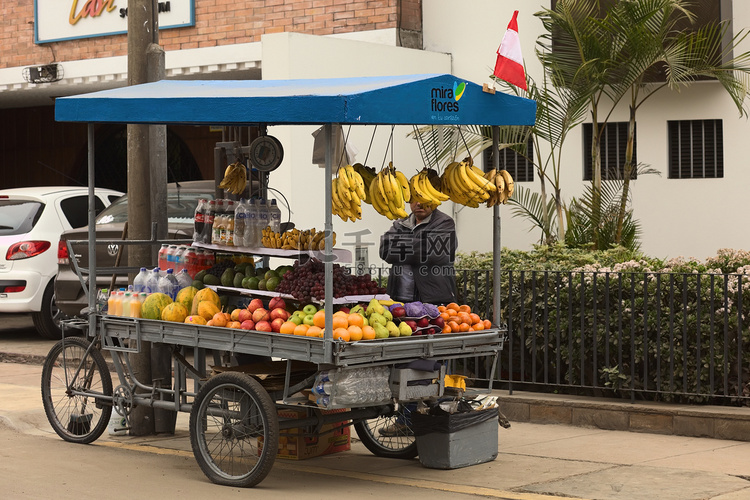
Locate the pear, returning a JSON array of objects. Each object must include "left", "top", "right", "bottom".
[
  {"left": 373, "top": 323, "right": 390, "bottom": 339},
  {"left": 369, "top": 312, "right": 387, "bottom": 326},
  {"left": 366, "top": 298, "right": 386, "bottom": 316},
  {"left": 350, "top": 304, "right": 365, "bottom": 316},
  {"left": 398, "top": 321, "right": 413, "bottom": 337},
  {"left": 386, "top": 321, "right": 400, "bottom": 337},
  {"left": 383, "top": 309, "right": 393, "bottom": 322}
]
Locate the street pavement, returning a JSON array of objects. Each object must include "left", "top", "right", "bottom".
[{"left": 1, "top": 314, "right": 750, "bottom": 499}]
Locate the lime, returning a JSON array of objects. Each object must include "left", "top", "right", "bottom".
[{"left": 266, "top": 276, "right": 280, "bottom": 291}]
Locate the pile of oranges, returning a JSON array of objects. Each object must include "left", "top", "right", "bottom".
[
  {"left": 439, "top": 303, "right": 492, "bottom": 334},
  {"left": 278, "top": 310, "right": 376, "bottom": 341}
]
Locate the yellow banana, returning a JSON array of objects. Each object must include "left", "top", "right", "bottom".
[
  {"left": 337, "top": 167, "right": 351, "bottom": 190},
  {"left": 369, "top": 177, "right": 396, "bottom": 220},
  {"left": 393, "top": 169, "right": 411, "bottom": 203},
  {"left": 345, "top": 165, "right": 366, "bottom": 200},
  {"left": 419, "top": 170, "right": 450, "bottom": 202},
  {"left": 467, "top": 164, "right": 497, "bottom": 192},
  {"left": 499, "top": 169, "right": 514, "bottom": 201}
]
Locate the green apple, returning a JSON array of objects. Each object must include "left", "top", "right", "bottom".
[
  {"left": 302, "top": 303, "right": 318, "bottom": 315},
  {"left": 289, "top": 314, "right": 303, "bottom": 325},
  {"left": 303, "top": 314, "right": 316, "bottom": 326}
]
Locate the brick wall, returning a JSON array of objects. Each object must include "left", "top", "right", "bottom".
[{"left": 2, "top": 0, "right": 412, "bottom": 69}]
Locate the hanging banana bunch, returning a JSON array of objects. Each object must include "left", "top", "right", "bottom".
[
  {"left": 218, "top": 161, "right": 247, "bottom": 195},
  {"left": 409, "top": 167, "right": 450, "bottom": 208},
  {"left": 369, "top": 162, "right": 409, "bottom": 220},
  {"left": 484, "top": 168, "right": 515, "bottom": 207},
  {"left": 439, "top": 157, "right": 496, "bottom": 208},
  {"left": 331, "top": 165, "right": 366, "bottom": 222}
]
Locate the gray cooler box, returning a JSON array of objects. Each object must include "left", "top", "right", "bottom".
[{"left": 412, "top": 406, "right": 499, "bottom": 469}]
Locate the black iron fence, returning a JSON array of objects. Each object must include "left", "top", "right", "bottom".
[{"left": 358, "top": 266, "right": 750, "bottom": 406}]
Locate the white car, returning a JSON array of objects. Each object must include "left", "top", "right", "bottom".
[{"left": 0, "top": 186, "right": 123, "bottom": 339}]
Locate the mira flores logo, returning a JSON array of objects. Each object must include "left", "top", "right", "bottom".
[{"left": 430, "top": 81, "right": 466, "bottom": 112}]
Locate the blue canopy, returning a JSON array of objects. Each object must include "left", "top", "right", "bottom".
[{"left": 55, "top": 74, "right": 536, "bottom": 127}]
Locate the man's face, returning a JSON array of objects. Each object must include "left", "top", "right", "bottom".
[{"left": 410, "top": 200, "right": 434, "bottom": 222}]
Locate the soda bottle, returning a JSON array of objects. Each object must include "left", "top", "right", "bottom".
[
  {"left": 268, "top": 199, "right": 282, "bottom": 234},
  {"left": 165, "top": 245, "right": 178, "bottom": 270},
  {"left": 183, "top": 247, "right": 197, "bottom": 277},
  {"left": 234, "top": 199, "right": 247, "bottom": 248},
  {"left": 157, "top": 244, "right": 169, "bottom": 270},
  {"left": 245, "top": 198, "right": 258, "bottom": 247},
  {"left": 193, "top": 198, "right": 207, "bottom": 242},
  {"left": 201, "top": 200, "right": 216, "bottom": 244}
]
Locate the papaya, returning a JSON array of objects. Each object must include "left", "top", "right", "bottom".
[
  {"left": 161, "top": 302, "right": 188, "bottom": 323},
  {"left": 175, "top": 286, "right": 198, "bottom": 313},
  {"left": 184, "top": 315, "right": 208, "bottom": 325},
  {"left": 191, "top": 287, "right": 221, "bottom": 315},
  {"left": 197, "top": 301, "right": 221, "bottom": 321},
  {"left": 141, "top": 293, "right": 172, "bottom": 320}
]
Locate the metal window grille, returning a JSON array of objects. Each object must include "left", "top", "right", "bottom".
[
  {"left": 668, "top": 120, "right": 724, "bottom": 179},
  {"left": 482, "top": 139, "right": 534, "bottom": 182},
  {"left": 583, "top": 122, "right": 637, "bottom": 181}
]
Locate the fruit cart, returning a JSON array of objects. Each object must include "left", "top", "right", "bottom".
[{"left": 42, "top": 74, "right": 536, "bottom": 487}]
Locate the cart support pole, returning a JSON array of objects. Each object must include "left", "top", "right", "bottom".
[
  {"left": 87, "top": 124, "right": 96, "bottom": 335},
  {"left": 323, "top": 123, "right": 334, "bottom": 363},
  {"left": 492, "top": 126, "right": 502, "bottom": 328}
]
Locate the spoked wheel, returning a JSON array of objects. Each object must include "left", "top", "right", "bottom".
[
  {"left": 190, "top": 372, "right": 279, "bottom": 488},
  {"left": 354, "top": 405, "right": 418, "bottom": 459},
  {"left": 40, "top": 337, "right": 113, "bottom": 444}
]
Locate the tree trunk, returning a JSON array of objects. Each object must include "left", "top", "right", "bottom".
[{"left": 615, "top": 103, "right": 636, "bottom": 244}]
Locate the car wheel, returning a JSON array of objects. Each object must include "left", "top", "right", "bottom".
[{"left": 32, "top": 281, "right": 77, "bottom": 340}]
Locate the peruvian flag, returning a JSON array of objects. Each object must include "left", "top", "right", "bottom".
[{"left": 493, "top": 10, "right": 527, "bottom": 90}]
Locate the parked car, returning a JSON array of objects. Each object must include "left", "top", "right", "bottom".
[
  {"left": 56, "top": 181, "right": 216, "bottom": 323},
  {"left": 0, "top": 186, "right": 124, "bottom": 339}
]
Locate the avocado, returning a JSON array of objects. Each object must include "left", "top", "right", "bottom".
[
  {"left": 233, "top": 272, "right": 245, "bottom": 288},
  {"left": 191, "top": 280, "right": 205, "bottom": 290},
  {"left": 258, "top": 278, "right": 267, "bottom": 290},
  {"left": 194, "top": 270, "right": 207, "bottom": 282},
  {"left": 203, "top": 273, "right": 221, "bottom": 286},
  {"left": 245, "top": 276, "right": 260, "bottom": 290},
  {"left": 221, "top": 268, "right": 235, "bottom": 287}
]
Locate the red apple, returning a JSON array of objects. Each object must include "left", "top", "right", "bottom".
[
  {"left": 252, "top": 308, "right": 270, "bottom": 323},
  {"left": 270, "top": 308, "right": 289, "bottom": 321},
  {"left": 268, "top": 297, "right": 286, "bottom": 311},
  {"left": 430, "top": 316, "right": 445, "bottom": 328},
  {"left": 271, "top": 317, "right": 285, "bottom": 333},
  {"left": 240, "top": 319, "right": 255, "bottom": 330},
  {"left": 247, "top": 298, "right": 264, "bottom": 313},
  {"left": 416, "top": 317, "right": 430, "bottom": 328},
  {"left": 238, "top": 309, "right": 253, "bottom": 323},
  {"left": 254, "top": 320, "right": 272, "bottom": 332},
  {"left": 405, "top": 320, "right": 418, "bottom": 331},
  {"left": 391, "top": 306, "right": 406, "bottom": 318},
  {"left": 337, "top": 306, "right": 350, "bottom": 314}
]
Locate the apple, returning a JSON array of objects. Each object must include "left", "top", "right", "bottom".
[
  {"left": 254, "top": 320, "right": 272, "bottom": 332},
  {"left": 405, "top": 320, "right": 418, "bottom": 331},
  {"left": 416, "top": 317, "right": 430, "bottom": 328},
  {"left": 268, "top": 297, "right": 286, "bottom": 311},
  {"left": 271, "top": 317, "right": 285, "bottom": 333},
  {"left": 391, "top": 306, "right": 406, "bottom": 318},
  {"left": 247, "top": 298, "right": 265, "bottom": 313},
  {"left": 337, "top": 306, "right": 350, "bottom": 314},
  {"left": 270, "top": 308, "right": 289, "bottom": 321},
  {"left": 252, "top": 308, "right": 270, "bottom": 323},
  {"left": 237, "top": 309, "right": 253, "bottom": 323},
  {"left": 230, "top": 308, "right": 241, "bottom": 322},
  {"left": 289, "top": 314, "right": 303, "bottom": 325},
  {"left": 302, "top": 314, "right": 315, "bottom": 326},
  {"left": 302, "top": 303, "right": 318, "bottom": 315},
  {"left": 240, "top": 319, "right": 255, "bottom": 330},
  {"left": 430, "top": 316, "right": 445, "bottom": 328}
]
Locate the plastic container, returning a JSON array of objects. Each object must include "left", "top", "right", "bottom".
[
  {"left": 107, "top": 290, "right": 117, "bottom": 315},
  {"left": 193, "top": 198, "right": 207, "bottom": 242},
  {"left": 257, "top": 199, "right": 269, "bottom": 235},
  {"left": 122, "top": 292, "right": 132, "bottom": 318},
  {"left": 201, "top": 199, "right": 216, "bottom": 244},
  {"left": 157, "top": 244, "right": 170, "bottom": 270},
  {"left": 245, "top": 198, "right": 258, "bottom": 247},
  {"left": 108, "top": 413, "right": 128, "bottom": 436},
  {"left": 159, "top": 269, "right": 179, "bottom": 299},
  {"left": 133, "top": 267, "right": 149, "bottom": 293},
  {"left": 173, "top": 246, "right": 186, "bottom": 273},
  {"left": 234, "top": 199, "right": 247, "bottom": 247},
  {"left": 144, "top": 268, "right": 162, "bottom": 294},
  {"left": 129, "top": 294, "right": 142, "bottom": 318},
  {"left": 176, "top": 268, "right": 193, "bottom": 290},
  {"left": 222, "top": 200, "right": 235, "bottom": 246},
  {"left": 212, "top": 199, "right": 226, "bottom": 245},
  {"left": 268, "top": 199, "right": 282, "bottom": 234}
]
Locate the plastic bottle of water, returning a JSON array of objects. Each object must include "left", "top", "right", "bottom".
[
  {"left": 245, "top": 198, "right": 258, "bottom": 247},
  {"left": 234, "top": 199, "right": 247, "bottom": 248},
  {"left": 157, "top": 244, "right": 169, "bottom": 270},
  {"left": 159, "top": 269, "right": 179, "bottom": 299},
  {"left": 144, "top": 268, "right": 161, "bottom": 294},
  {"left": 176, "top": 268, "right": 192, "bottom": 290},
  {"left": 133, "top": 267, "right": 149, "bottom": 293},
  {"left": 268, "top": 199, "right": 282, "bottom": 234},
  {"left": 257, "top": 198, "right": 269, "bottom": 238}
]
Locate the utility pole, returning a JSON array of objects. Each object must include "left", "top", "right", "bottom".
[{"left": 127, "top": 0, "right": 170, "bottom": 435}]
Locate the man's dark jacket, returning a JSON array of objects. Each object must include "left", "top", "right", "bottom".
[{"left": 379, "top": 208, "right": 458, "bottom": 304}]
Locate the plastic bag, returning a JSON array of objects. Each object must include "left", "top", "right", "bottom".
[{"left": 412, "top": 405, "right": 498, "bottom": 436}]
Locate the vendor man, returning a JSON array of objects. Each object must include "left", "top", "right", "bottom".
[{"left": 379, "top": 200, "right": 458, "bottom": 305}]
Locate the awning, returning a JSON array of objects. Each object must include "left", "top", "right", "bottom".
[{"left": 54, "top": 74, "right": 536, "bottom": 127}]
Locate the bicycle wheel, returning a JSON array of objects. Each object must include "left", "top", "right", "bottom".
[
  {"left": 354, "top": 406, "right": 418, "bottom": 459},
  {"left": 190, "top": 372, "right": 279, "bottom": 488},
  {"left": 41, "top": 336, "right": 113, "bottom": 444}
]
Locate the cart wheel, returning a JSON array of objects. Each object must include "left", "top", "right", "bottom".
[
  {"left": 40, "top": 337, "right": 113, "bottom": 444},
  {"left": 354, "top": 406, "right": 418, "bottom": 459},
  {"left": 190, "top": 372, "right": 279, "bottom": 488}
]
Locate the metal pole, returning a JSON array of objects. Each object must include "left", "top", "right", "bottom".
[
  {"left": 87, "top": 125, "right": 96, "bottom": 336},
  {"left": 324, "top": 123, "right": 334, "bottom": 363},
  {"left": 492, "top": 126, "right": 502, "bottom": 326}
]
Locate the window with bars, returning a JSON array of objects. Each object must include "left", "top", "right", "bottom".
[
  {"left": 482, "top": 139, "right": 534, "bottom": 182},
  {"left": 583, "top": 122, "right": 637, "bottom": 181},
  {"left": 668, "top": 120, "right": 723, "bottom": 179}
]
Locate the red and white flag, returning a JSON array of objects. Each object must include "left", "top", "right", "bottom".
[{"left": 493, "top": 10, "right": 527, "bottom": 90}]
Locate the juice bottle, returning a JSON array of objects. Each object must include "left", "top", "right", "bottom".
[
  {"left": 107, "top": 291, "right": 117, "bottom": 315},
  {"left": 212, "top": 199, "right": 226, "bottom": 245},
  {"left": 122, "top": 292, "right": 132, "bottom": 318},
  {"left": 130, "top": 294, "right": 142, "bottom": 318},
  {"left": 112, "top": 291, "right": 124, "bottom": 316}
]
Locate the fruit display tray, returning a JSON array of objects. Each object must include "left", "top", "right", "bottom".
[
  {"left": 192, "top": 241, "right": 352, "bottom": 263},
  {"left": 205, "top": 284, "right": 390, "bottom": 305}
]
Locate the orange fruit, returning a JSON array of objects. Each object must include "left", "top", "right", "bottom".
[
  {"left": 279, "top": 321, "right": 297, "bottom": 334},
  {"left": 206, "top": 319, "right": 215, "bottom": 327},
  {"left": 347, "top": 325, "right": 363, "bottom": 341},
  {"left": 472, "top": 323, "right": 484, "bottom": 331},
  {"left": 447, "top": 321, "right": 460, "bottom": 332},
  {"left": 293, "top": 324, "right": 310, "bottom": 336},
  {"left": 483, "top": 319, "right": 492, "bottom": 329},
  {"left": 333, "top": 310, "right": 349, "bottom": 318},
  {"left": 332, "top": 328, "right": 350, "bottom": 341},
  {"left": 313, "top": 310, "right": 326, "bottom": 328},
  {"left": 306, "top": 325, "right": 323, "bottom": 337},
  {"left": 440, "top": 312, "right": 450, "bottom": 320},
  {"left": 212, "top": 312, "right": 228, "bottom": 327},
  {"left": 458, "top": 304, "right": 471, "bottom": 314},
  {"left": 446, "top": 302, "right": 459, "bottom": 312},
  {"left": 331, "top": 315, "right": 349, "bottom": 330},
  {"left": 437, "top": 305, "right": 446, "bottom": 313},
  {"left": 227, "top": 321, "right": 242, "bottom": 329},
  {"left": 457, "top": 312, "right": 472, "bottom": 324},
  {"left": 362, "top": 325, "right": 376, "bottom": 340},
  {"left": 469, "top": 313, "right": 482, "bottom": 325},
  {"left": 459, "top": 323, "right": 471, "bottom": 332},
  {"left": 447, "top": 315, "right": 459, "bottom": 323},
  {"left": 442, "top": 325, "right": 451, "bottom": 334},
  {"left": 347, "top": 313, "right": 364, "bottom": 328}
]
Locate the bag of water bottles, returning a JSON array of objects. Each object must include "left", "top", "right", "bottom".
[{"left": 311, "top": 366, "right": 391, "bottom": 408}]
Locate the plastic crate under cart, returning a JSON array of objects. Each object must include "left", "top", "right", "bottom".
[{"left": 390, "top": 360, "right": 446, "bottom": 401}]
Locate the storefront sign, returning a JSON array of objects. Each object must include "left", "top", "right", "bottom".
[{"left": 34, "top": 0, "right": 194, "bottom": 44}]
